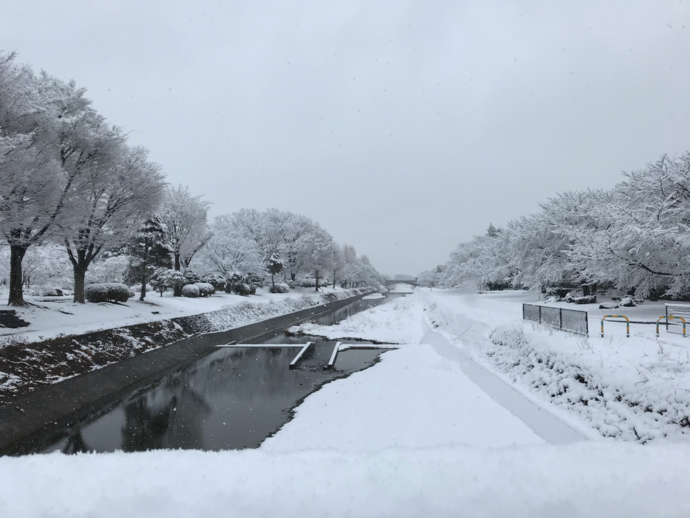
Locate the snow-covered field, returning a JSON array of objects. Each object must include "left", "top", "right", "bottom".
[{"left": 0, "top": 286, "right": 354, "bottom": 346}]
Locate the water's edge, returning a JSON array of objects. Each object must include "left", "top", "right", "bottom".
[{"left": 0, "top": 292, "right": 374, "bottom": 454}]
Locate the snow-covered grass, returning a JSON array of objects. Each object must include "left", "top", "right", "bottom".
[
  {"left": 418, "top": 288, "right": 690, "bottom": 443},
  {"left": 289, "top": 295, "right": 425, "bottom": 344},
  {"left": 0, "top": 286, "right": 355, "bottom": 346}
]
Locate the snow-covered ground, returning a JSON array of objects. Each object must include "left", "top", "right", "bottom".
[
  {"left": 387, "top": 282, "right": 415, "bottom": 293},
  {"left": 417, "top": 288, "right": 690, "bottom": 442},
  {"left": 0, "top": 286, "right": 353, "bottom": 346},
  {"left": 3, "top": 289, "right": 690, "bottom": 517},
  {"left": 289, "top": 295, "right": 425, "bottom": 344}
]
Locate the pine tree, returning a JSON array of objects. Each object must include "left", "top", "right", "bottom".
[
  {"left": 125, "top": 217, "right": 173, "bottom": 301},
  {"left": 486, "top": 223, "right": 500, "bottom": 237},
  {"left": 266, "top": 251, "right": 283, "bottom": 287}
]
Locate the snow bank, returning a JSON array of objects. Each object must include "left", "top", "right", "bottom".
[{"left": 1, "top": 444, "right": 689, "bottom": 517}]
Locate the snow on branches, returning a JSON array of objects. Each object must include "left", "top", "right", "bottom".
[{"left": 431, "top": 152, "right": 690, "bottom": 298}]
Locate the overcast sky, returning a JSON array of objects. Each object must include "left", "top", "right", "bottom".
[{"left": 2, "top": 1, "right": 689, "bottom": 275}]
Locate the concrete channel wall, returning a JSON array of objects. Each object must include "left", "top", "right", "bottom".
[{"left": 0, "top": 290, "right": 373, "bottom": 455}]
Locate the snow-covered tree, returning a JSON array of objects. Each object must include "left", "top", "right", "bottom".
[
  {"left": 160, "top": 184, "right": 211, "bottom": 276},
  {"left": 0, "top": 56, "right": 90, "bottom": 305},
  {"left": 195, "top": 215, "right": 264, "bottom": 281},
  {"left": 64, "top": 144, "right": 166, "bottom": 303},
  {"left": 124, "top": 217, "right": 172, "bottom": 301}
]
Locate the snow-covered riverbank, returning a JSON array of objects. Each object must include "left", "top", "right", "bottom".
[{"left": 0, "top": 286, "right": 359, "bottom": 346}]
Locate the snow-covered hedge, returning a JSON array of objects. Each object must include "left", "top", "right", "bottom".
[
  {"left": 85, "top": 283, "right": 130, "bottom": 303},
  {"left": 85, "top": 284, "right": 109, "bottom": 303},
  {"left": 181, "top": 284, "right": 200, "bottom": 298},
  {"left": 233, "top": 283, "right": 251, "bottom": 296},
  {"left": 269, "top": 284, "right": 289, "bottom": 294},
  {"left": 195, "top": 282, "right": 215, "bottom": 297}
]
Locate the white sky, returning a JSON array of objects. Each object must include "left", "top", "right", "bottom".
[{"left": 2, "top": 1, "right": 689, "bottom": 275}]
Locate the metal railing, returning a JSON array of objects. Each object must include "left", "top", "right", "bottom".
[{"left": 522, "top": 303, "right": 589, "bottom": 336}]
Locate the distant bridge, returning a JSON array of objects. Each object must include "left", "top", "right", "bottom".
[{"left": 384, "top": 279, "right": 417, "bottom": 287}]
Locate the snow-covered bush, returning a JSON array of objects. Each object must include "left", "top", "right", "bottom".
[
  {"left": 40, "top": 287, "right": 63, "bottom": 297},
  {"left": 249, "top": 285, "right": 256, "bottom": 295},
  {"left": 106, "top": 284, "right": 131, "bottom": 303},
  {"left": 85, "top": 283, "right": 131, "bottom": 303},
  {"left": 195, "top": 282, "right": 215, "bottom": 297},
  {"left": 233, "top": 283, "right": 251, "bottom": 296},
  {"left": 181, "top": 284, "right": 200, "bottom": 298},
  {"left": 150, "top": 268, "right": 186, "bottom": 297},
  {"left": 269, "top": 283, "right": 289, "bottom": 294},
  {"left": 200, "top": 273, "right": 225, "bottom": 291},
  {"left": 85, "top": 284, "right": 109, "bottom": 303},
  {"left": 286, "top": 280, "right": 297, "bottom": 289},
  {"left": 184, "top": 269, "right": 201, "bottom": 284}
]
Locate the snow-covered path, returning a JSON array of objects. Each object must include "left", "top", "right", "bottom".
[
  {"left": 420, "top": 321, "right": 590, "bottom": 444},
  {"left": 264, "top": 339, "right": 543, "bottom": 451}
]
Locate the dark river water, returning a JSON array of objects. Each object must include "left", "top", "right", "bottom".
[{"left": 33, "top": 294, "right": 400, "bottom": 454}]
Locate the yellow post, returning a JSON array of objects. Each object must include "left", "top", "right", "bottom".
[
  {"left": 657, "top": 316, "right": 687, "bottom": 337},
  {"left": 601, "top": 315, "right": 630, "bottom": 338}
]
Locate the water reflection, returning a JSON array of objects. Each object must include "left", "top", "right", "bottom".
[
  {"left": 34, "top": 294, "right": 401, "bottom": 455},
  {"left": 43, "top": 341, "right": 381, "bottom": 454}
]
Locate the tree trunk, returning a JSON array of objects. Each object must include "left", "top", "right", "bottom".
[
  {"left": 73, "top": 266, "right": 87, "bottom": 303},
  {"left": 173, "top": 252, "right": 182, "bottom": 296},
  {"left": 140, "top": 275, "right": 147, "bottom": 301},
  {"left": 332, "top": 270, "right": 336, "bottom": 289},
  {"left": 8, "top": 245, "right": 28, "bottom": 306},
  {"left": 291, "top": 272, "right": 296, "bottom": 281},
  {"left": 271, "top": 274, "right": 275, "bottom": 287},
  {"left": 314, "top": 271, "right": 320, "bottom": 292}
]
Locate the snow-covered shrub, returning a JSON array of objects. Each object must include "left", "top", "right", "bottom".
[
  {"left": 195, "top": 282, "right": 215, "bottom": 297},
  {"left": 246, "top": 273, "right": 264, "bottom": 288},
  {"left": 620, "top": 297, "right": 636, "bottom": 307},
  {"left": 233, "top": 283, "right": 251, "bottom": 296},
  {"left": 181, "top": 284, "right": 200, "bottom": 298},
  {"left": 269, "top": 283, "right": 289, "bottom": 294},
  {"left": 184, "top": 269, "right": 201, "bottom": 284},
  {"left": 569, "top": 295, "right": 597, "bottom": 304},
  {"left": 299, "top": 278, "right": 317, "bottom": 288},
  {"left": 85, "top": 284, "right": 109, "bottom": 303},
  {"left": 286, "top": 280, "right": 297, "bottom": 289},
  {"left": 86, "top": 283, "right": 131, "bottom": 303},
  {"left": 200, "top": 274, "right": 225, "bottom": 291},
  {"left": 150, "top": 268, "right": 186, "bottom": 296},
  {"left": 106, "top": 283, "right": 131, "bottom": 303},
  {"left": 249, "top": 285, "right": 256, "bottom": 295}
]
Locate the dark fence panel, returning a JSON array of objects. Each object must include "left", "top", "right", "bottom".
[{"left": 522, "top": 303, "right": 588, "bottom": 336}]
